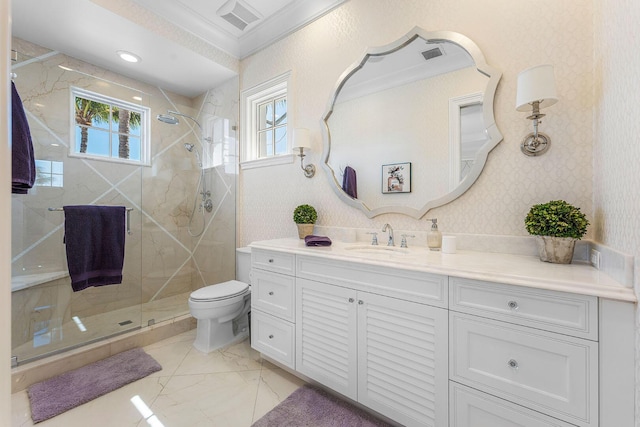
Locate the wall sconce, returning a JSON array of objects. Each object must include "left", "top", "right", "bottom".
[
  {"left": 292, "top": 128, "right": 316, "bottom": 178},
  {"left": 516, "top": 64, "right": 558, "bottom": 156}
]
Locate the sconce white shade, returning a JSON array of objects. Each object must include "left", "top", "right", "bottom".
[
  {"left": 516, "top": 64, "right": 558, "bottom": 111},
  {"left": 292, "top": 128, "right": 312, "bottom": 150}
]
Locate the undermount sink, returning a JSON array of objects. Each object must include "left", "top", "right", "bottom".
[{"left": 345, "top": 245, "right": 410, "bottom": 255}]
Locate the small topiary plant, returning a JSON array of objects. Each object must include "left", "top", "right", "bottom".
[
  {"left": 525, "top": 200, "right": 589, "bottom": 239},
  {"left": 293, "top": 204, "right": 317, "bottom": 224}
]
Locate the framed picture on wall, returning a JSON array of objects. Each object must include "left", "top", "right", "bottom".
[{"left": 382, "top": 162, "right": 411, "bottom": 194}]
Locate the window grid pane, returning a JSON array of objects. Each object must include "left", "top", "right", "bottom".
[
  {"left": 258, "top": 130, "right": 273, "bottom": 158},
  {"left": 258, "top": 101, "right": 273, "bottom": 131},
  {"left": 274, "top": 126, "right": 287, "bottom": 155},
  {"left": 274, "top": 97, "right": 287, "bottom": 126}
]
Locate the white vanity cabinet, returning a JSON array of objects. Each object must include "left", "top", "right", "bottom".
[
  {"left": 249, "top": 240, "right": 636, "bottom": 427},
  {"left": 295, "top": 277, "right": 449, "bottom": 427},
  {"left": 250, "top": 249, "right": 296, "bottom": 369},
  {"left": 294, "top": 255, "right": 449, "bottom": 426},
  {"left": 448, "top": 277, "right": 625, "bottom": 427}
]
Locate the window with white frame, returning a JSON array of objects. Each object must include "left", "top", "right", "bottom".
[
  {"left": 241, "top": 71, "right": 291, "bottom": 168},
  {"left": 35, "top": 160, "right": 63, "bottom": 187},
  {"left": 70, "top": 87, "right": 150, "bottom": 165}
]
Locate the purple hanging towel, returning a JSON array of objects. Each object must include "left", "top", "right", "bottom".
[
  {"left": 63, "top": 205, "right": 126, "bottom": 292},
  {"left": 11, "top": 81, "right": 36, "bottom": 194},
  {"left": 342, "top": 166, "right": 358, "bottom": 199}
]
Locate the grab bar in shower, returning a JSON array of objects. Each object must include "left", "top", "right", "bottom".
[{"left": 48, "top": 207, "right": 134, "bottom": 235}]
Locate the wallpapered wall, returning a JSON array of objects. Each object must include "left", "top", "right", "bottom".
[
  {"left": 239, "top": 0, "right": 594, "bottom": 246},
  {"left": 593, "top": 0, "right": 640, "bottom": 421},
  {"left": 240, "top": 0, "right": 640, "bottom": 419}
]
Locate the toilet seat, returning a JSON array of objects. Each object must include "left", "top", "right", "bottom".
[{"left": 189, "top": 280, "right": 249, "bottom": 302}]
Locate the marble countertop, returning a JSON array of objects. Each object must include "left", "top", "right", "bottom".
[{"left": 250, "top": 238, "right": 637, "bottom": 303}]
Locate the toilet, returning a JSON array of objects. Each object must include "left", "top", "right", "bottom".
[{"left": 188, "top": 247, "right": 251, "bottom": 353}]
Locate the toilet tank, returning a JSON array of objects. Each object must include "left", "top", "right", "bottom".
[{"left": 236, "top": 247, "right": 251, "bottom": 284}]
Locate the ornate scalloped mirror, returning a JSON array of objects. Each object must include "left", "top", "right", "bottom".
[{"left": 321, "top": 28, "right": 503, "bottom": 218}]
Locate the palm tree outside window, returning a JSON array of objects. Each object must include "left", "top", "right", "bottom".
[{"left": 71, "top": 87, "right": 150, "bottom": 165}]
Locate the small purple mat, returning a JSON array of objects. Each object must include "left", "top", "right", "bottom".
[
  {"left": 252, "top": 384, "right": 392, "bottom": 426},
  {"left": 27, "top": 348, "right": 161, "bottom": 423}
]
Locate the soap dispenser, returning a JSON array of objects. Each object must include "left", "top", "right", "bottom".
[{"left": 426, "top": 218, "right": 442, "bottom": 251}]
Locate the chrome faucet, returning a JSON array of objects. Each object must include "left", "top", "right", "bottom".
[{"left": 382, "top": 223, "right": 394, "bottom": 246}]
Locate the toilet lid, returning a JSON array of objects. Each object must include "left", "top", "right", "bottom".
[{"left": 190, "top": 280, "right": 249, "bottom": 301}]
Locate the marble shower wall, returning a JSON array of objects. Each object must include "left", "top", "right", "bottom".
[{"left": 11, "top": 38, "right": 237, "bottom": 353}]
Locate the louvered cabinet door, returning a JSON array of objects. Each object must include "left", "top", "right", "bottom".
[
  {"left": 357, "top": 293, "right": 449, "bottom": 427},
  {"left": 296, "top": 278, "right": 358, "bottom": 400}
]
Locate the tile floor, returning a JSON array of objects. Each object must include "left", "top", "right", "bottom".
[{"left": 11, "top": 329, "right": 306, "bottom": 426}]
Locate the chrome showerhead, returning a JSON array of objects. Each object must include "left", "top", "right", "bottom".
[
  {"left": 184, "top": 143, "right": 195, "bottom": 152},
  {"left": 156, "top": 113, "right": 179, "bottom": 125}
]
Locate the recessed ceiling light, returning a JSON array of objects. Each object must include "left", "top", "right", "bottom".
[
  {"left": 58, "top": 65, "right": 73, "bottom": 71},
  {"left": 117, "top": 50, "right": 141, "bottom": 63},
  {"left": 132, "top": 96, "right": 142, "bottom": 101}
]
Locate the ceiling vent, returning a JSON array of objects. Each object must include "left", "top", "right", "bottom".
[
  {"left": 421, "top": 47, "right": 444, "bottom": 61},
  {"left": 216, "top": 0, "right": 262, "bottom": 31}
]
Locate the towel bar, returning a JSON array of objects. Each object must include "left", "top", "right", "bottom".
[{"left": 48, "top": 206, "right": 134, "bottom": 235}]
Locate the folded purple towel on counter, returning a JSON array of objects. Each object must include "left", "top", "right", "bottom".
[
  {"left": 63, "top": 205, "right": 126, "bottom": 292},
  {"left": 305, "top": 235, "right": 332, "bottom": 247}
]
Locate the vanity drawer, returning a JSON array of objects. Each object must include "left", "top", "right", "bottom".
[
  {"left": 450, "top": 382, "right": 577, "bottom": 427},
  {"left": 449, "top": 278, "right": 598, "bottom": 340},
  {"left": 450, "top": 312, "right": 598, "bottom": 427},
  {"left": 251, "top": 269, "right": 295, "bottom": 322},
  {"left": 252, "top": 249, "right": 296, "bottom": 276},
  {"left": 251, "top": 310, "right": 295, "bottom": 369},
  {"left": 296, "top": 255, "right": 447, "bottom": 308}
]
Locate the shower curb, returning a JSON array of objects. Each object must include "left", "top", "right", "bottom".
[{"left": 11, "top": 314, "right": 195, "bottom": 394}]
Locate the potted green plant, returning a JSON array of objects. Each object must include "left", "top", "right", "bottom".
[
  {"left": 524, "top": 200, "right": 589, "bottom": 264},
  {"left": 293, "top": 204, "right": 317, "bottom": 239}
]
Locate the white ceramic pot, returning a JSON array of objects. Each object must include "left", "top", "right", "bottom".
[{"left": 535, "top": 236, "right": 577, "bottom": 264}]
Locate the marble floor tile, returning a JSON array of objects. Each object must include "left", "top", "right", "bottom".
[
  {"left": 150, "top": 371, "right": 261, "bottom": 427},
  {"left": 11, "top": 330, "right": 304, "bottom": 427},
  {"left": 174, "top": 339, "right": 263, "bottom": 376},
  {"left": 143, "top": 329, "right": 195, "bottom": 378},
  {"left": 252, "top": 365, "right": 306, "bottom": 423}
]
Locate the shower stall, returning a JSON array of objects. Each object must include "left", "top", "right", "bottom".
[{"left": 10, "top": 39, "right": 239, "bottom": 366}]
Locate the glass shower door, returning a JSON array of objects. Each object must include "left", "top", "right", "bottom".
[{"left": 10, "top": 48, "right": 144, "bottom": 365}]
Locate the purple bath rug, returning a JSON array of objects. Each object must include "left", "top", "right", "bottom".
[
  {"left": 27, "top": 347, "right": 161, "bottom": 423},
  {"left": 251, "top": 384, "right": 393, "bottom": 427}
]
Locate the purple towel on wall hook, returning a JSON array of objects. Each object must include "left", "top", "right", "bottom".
[
  {"left": 304, "top": 235, "right": 332, "bottom": 247},
  {"left": 342, "top": 166, "right": 358, "bottom": 199}
]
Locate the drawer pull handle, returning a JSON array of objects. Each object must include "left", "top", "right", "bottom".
[
  {"left": 268, "top": 291, "right": 274, "bottom": 296},
  {"left": 508, "top": 359, "right": 519, "bottom": 369},
  {"left": 268, "top": 334, "right": 274, "bottom": 339},
  {"left": 348, "top": 298, "right": 355, "bottom": 303},
  {"left": 358, "top": 300, "right": 364, "bottom": 305},
  {"left": 268, "top": 259, "right": 274, "bottom": 263},
  {"left": 508, "top": 301, "right": 519, "bottom": 310}
]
